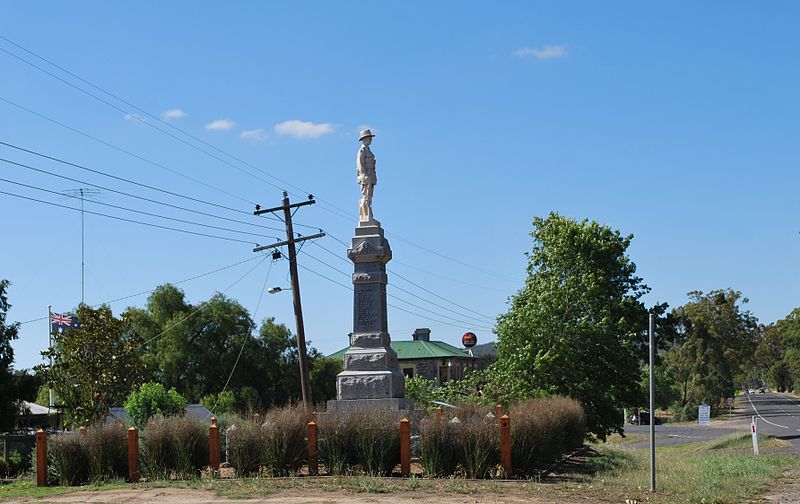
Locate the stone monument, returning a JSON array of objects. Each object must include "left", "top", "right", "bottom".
[{"left": 326, "top": 130, "right": 415, "bottom": 413}]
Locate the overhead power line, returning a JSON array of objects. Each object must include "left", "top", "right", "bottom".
[
  {"left": 140, "top": 254, "right": 270, "bottom": 347},
  {"left": 296, "top": 261, "right": 493, "bottom": 332},
  {"left": 0, "top": 96, "right": 255, "bottom": 207},
  {"left": 0, "top": 156, "right": 284, "bottom": 235},
  {"left": 298, "top": 249, "right": 494, "bottom": 331},
  {"left": 311, "top": 235, "right": 498, "bottom": 322},
  {"left": 19, "top": 253, "right": 266, "bottom": 325},
  {"left": 0, "top": 189, "right": 258, "bottom": 245},
  {"left": 0, "top": 140, "right": 257, "bottom": 218},
  {"left": 0, "top": 177, "right": 280, "bottom": 241},
  {"left": 0, "top": 46, "right": 289, "bottom": 195},
  {"left": 0, "top": 35, "right": 516, "bottom": 283}
]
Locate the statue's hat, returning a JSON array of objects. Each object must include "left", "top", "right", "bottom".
[{"left": 359, "top": 129, "right": 375, "bottom": 141}]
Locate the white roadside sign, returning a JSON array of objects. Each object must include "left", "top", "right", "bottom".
[{"left": 698, "top": 404, "right": 711, "bottom": 426}]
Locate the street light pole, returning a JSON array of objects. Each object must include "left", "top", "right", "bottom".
[{"left": 649, "top": 313, "right": 656, "bottom": 493}]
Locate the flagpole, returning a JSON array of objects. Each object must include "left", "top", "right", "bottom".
[{"left": 48, "top": 305, "right": 54, "bottom": 411}]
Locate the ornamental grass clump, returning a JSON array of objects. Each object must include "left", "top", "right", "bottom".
[
  {"left": 317, "top": 411, "right": 355, "bottom": 475},
  {"left": 225, "top": 415, "right": 265, "bottom": 476},
  {"left": 509, "top": 396, "right": 586, "bottom": 476},
  {"left": 49, "top": 432, "right": 89, "bottom": 486},
  {"left": 171, "top": 416, "right": 208, "bottom": 479},
  {"left": 418, "top": 416, "right": 460, "bottom": 477},
  {"left": 86, "top": 422, "right": 128, "bottom": 481},
  {"left": 350, "top": 410, "right": 400, "bottom": 476},
  {"left": 142, "top": 416, "right": 208, "bottom": 480},
  {"left": 459, "top": 415, "right": 499, "bottom": 479},
  {"left": 262, "top": 405, "right": 310, "bottom": 476}
]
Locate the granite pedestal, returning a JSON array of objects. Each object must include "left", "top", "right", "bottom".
[{"left": 326, "top": 222, "right": 418, "bottom": 416}]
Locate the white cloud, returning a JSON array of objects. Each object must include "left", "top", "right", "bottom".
[
  {"left": 240, "top": 128, "right": 267, "bottom": 141},
  {"left": 162, "top": 108, "right": 187, "bottom": 119},
  {"left": 274, "top": 120, "right": 334, "bottom": 139},
  {"left": 513, "top": 44, "right": 568, "bottom": 60},
  {"left": 205, "top": 119, "right": 236, "bottom": 130},
  {"left": 124, "top": 112, "right": 140, "bottom": 121}
]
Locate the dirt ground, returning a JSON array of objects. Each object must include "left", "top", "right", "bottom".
[{"left": 1, "top": 487, "right": 573, "bottom": 504}]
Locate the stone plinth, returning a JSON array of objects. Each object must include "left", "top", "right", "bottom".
[{"left": 327, "top": 222, "right": 412, "bottom": 413}]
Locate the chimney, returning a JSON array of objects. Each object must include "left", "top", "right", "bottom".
[{"left": 412, "top": 328, "right": 431, "bottom": 342}]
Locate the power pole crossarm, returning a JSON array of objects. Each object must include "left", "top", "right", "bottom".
[
  {"left": 252, "top": 232, "right": 326, "bottom": 253},
  {"left": 252, "top": 191, "right": 322, "bottom": 407}
]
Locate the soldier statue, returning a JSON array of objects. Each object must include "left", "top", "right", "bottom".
[{"left": 356, "top": 129, "right": 378, "bottom": 225}]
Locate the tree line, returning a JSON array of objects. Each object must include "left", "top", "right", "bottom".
[
  {"left": 2, "top": 212, "right": 799, "bottom": 436},
  {"left": 0, "top": 281, "right": 341, "bottom": 427}
]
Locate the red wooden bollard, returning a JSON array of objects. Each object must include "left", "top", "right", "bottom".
[
  {"left": 400, "top": 418, "right": 410, "bottom": 477},
  {"left": 209, "top": 417, "right": 220, "bottom": 471},
  {"left": 500, "top": 414, "right": 512, "bottom": 478},
  {"left": 127, "top": 427, "right": 140, "bottom": 482},
  {"left": 35, "top": 428, "right": 47, "bottom": 487},
  {"left": 307, "top": 420, "right": 318, "bottom": 475},
  {"left": 434, "top": 407, "right": 442, "bottom": 418}
]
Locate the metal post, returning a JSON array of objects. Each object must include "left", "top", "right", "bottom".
[
  {"left": 649, "top": 313, "right": 656, "bottom": 493},
  {"left": 47, "top": 305, "right": 54, "bottom": 410},
  {"left": 80, "top": 188, "right": 85, "bottom": 304}
]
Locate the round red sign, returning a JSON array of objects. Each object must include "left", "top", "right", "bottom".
[{"left": 462, "top": 332, "right": 478, "bottom": 348}]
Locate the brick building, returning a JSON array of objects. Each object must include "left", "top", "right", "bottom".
[{"left": 330, "top": 328, "right": 478, "bottom": 384}]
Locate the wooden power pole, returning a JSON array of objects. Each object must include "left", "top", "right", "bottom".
[{"left": 254, "top": 192, "right": 325, "bottom": 407}]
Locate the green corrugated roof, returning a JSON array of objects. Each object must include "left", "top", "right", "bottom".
[{"left": 329, "top": 340, "right": 473, "bottom": 361}]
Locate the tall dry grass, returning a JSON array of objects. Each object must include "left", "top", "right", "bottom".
[
  {"left": 509, "top": 396, "right": 586, "bottom": 476},
  {"left": 262, "top": 405, "right": 311, "bottom": 476},
  {"left": 317, "top": 409, "right": 401, "bottom": 476},
  {"left": 141, "top": 416, "right": 208, "bottom": 480}
]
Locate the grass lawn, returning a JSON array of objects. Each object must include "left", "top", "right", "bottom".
[{"left": 0, "top": 433, "right": 795, "bottom": 503}]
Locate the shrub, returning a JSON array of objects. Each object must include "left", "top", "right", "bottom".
[
  {"left": 142, "top": 416, "right": 208, "bottom": 480},
  {"left": 262, "top": 405, "right": 309, "bottom": 476},
  {"left": 171, "top": 416, "right": 208, "bottom": 479},
  {"left": 124, "top": 382, "right": 187, "bottom": 428},
  {"left": 459, "top": 416, "right": 498, "bottom": 479},
  {"left": 317, "top": 409, "right": 400, "bottom": 476},
  {"left": 225, "top": 416, "right": 265, "bottom": 476},
  {"left": 317, "top": 412, "right": 352, "bottom": 475},
  {"left": 509, "top": 396, "right": 586, "bottom": 476},
  {"left": 419, "top": 416, "right": 460, "bottom": 477},
  {"left": 86, "top": 423, "right": 128, "bottom": 481},
  {"left": 49, "top": 432, "right": 89, "bottom": 485},
  {"left": 350, "top": 410, "right": 400, "bottom": 476}
]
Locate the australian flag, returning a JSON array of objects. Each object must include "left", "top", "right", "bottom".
[{"left": 50, "top": 312, "right": 80, "bottom": 333}]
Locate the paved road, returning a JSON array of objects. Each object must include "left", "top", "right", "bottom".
[
  {"left": 622, "top": 392, "right": 800, "bottom": 452},
  {"left": 739, "top": 391, "right": 800, "bottom": 451},
  {"left": 623, "top": 421, "right": 745, "bottom": 448}
]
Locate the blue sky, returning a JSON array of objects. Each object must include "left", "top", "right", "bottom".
[{"left": 2, "top": 2, "right": 799, "bottom": 370}]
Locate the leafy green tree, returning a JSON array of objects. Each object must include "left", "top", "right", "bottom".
[
  {"left": 128, "top": 285, "right": 252, "bottom": 402},
  {"left": 774, "top": 308, "right": 800, "bottom": 390},
  {"left": 756, "top": 324, "right": 792, "bottom": 392},
  {"left": 0, "top": 279, "right": 21, "bottom": 430},
  {"left": 129, "top": 284, "right": 327, "bottom": 408},
  {"left": 36, "top": 304, "right": 146, "bottom": 425},
  {"left": 490, "top": 213, "right": 651, "bottom": 439},
  {"left": 310, "top": 356, "right": 343, "bottom": 405},
  {"left": 665, "top": 290, "right": 759, "bottom": 413},
  {"left": 124, "top": 382, "right": 187, "bottom": 427},
  {"left": 638, "top": 364, "right": 681, "bottom": 411}
]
